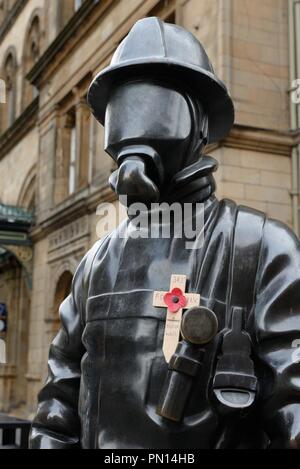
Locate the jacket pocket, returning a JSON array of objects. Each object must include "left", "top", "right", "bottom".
[{"left": 86, "top": 289, "right": 166, "bottom": 322}]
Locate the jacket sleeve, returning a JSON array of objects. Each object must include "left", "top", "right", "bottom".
[
  {"left": 253, "top": 219, "right": 300, "bottom": 449},
  {"left": 29, "top": 254, "right": 88, "bottom": 449}
]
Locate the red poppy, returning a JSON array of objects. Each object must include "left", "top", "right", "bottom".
[{"left": 164, "top": 288, "right": 187, "bottom": 313}]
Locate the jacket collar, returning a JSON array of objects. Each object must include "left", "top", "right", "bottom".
[
  {"left": 163, "top": 155, "right": 218, "bottom": 204},
  {"left": 110, "top": 154, "right": 218, "bottom": 205}
]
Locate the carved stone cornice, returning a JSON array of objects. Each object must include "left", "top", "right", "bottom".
[
  {"left": 30, "top": 181, "right": 116, "bottom": 242},
  {"left": 48, "top": 215, "right": 89, "bottom": 254},
  {"left": 0, "top": 0, "right": 28, "bottom": 42},
  {"left": 0, "top": 97, "right": 39, "bottom": 161},
  {"left": 215, "top": 124, "right": 299, "bottom": 157}
]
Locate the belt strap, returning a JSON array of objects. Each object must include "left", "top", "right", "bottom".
[{"left": 227, "top": 206, "right": 265, "bottom": 321}]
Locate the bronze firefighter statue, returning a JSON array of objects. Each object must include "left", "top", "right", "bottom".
[{"left": 30, "top": 18, "right": 300, "bottom": 450}]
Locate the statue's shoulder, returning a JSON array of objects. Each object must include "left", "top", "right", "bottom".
[
  {"left": 219, "top": 198, "right": 266, "bottom": 230},
  {"left": 220, "top": 198, "right": 265, "bottom": 221},
  {"left": 261, "top": 214, "right": 300, "bottom": 255},
  {"left": 220, "top": 198, "right": 300, "bottom": 254}
]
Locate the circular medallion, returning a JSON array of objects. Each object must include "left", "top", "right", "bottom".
[{"left": 181, "top": 306, "right": 218, "bottom": 345}]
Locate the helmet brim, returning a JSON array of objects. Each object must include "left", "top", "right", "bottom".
[{"left": 87, "top": 58, "right": 235, "bottom": 144}]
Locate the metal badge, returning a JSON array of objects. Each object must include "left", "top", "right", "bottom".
[{"left": 181, "top": 306, "right": 219, "bottom": 345}]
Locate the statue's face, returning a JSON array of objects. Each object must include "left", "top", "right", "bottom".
[{"left": 104, "top": 80, "right": 193, "bottom": 205}]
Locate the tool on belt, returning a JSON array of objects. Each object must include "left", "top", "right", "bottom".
[{"left": 156, "top": 306, "right": 218, "bottom": 422}]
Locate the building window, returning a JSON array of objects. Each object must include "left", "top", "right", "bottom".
[
  {"left": 6, "top": 78, "right": 14, "bottom": 127},
  {"left": 55, "top": 106, "right": 87, "bottom": 202},
  {"left": 63, "top": 109, "right": 77, "bottom": 199},
  {"left": 55, "top": 109, "right": 77, "bottom": 203},
  {"left": 69, "top": 118, "right": 77, "bottom": 195},
  {"left": 0, "top": 51, "right": 17, "bottom": 133},
  {"left": 22, "top": 15, "right": 41, "bottom": 110},
  {"left": 55, "top": 95, "right": 91, "bottom": 204}
]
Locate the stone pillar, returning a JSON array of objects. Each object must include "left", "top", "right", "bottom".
[
  {"left": 75, "top": 98, "right": 90, "bottom": 190},
  {"left": 38, "top": 111, "right": 58, "bottom": 222}
]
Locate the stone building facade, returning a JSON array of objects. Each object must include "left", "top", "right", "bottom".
[{"left": 0, "top": 0, "right": 299, "bottom": 419}]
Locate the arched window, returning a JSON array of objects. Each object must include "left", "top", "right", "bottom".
[
  {"left": 18, "top": 165, "right": 36, "bottom": 211},
  {"left": 54, "top": 271, "right": 73, "bottom": 315},
  {"left": 22, "top": 15, "right": 41, "bottom": 110},
  {"left": 50, "top": 271, "right": 73, "bottom": 338},
  {"left": 0, "top": 50, "right": 17, "bottom": 133}
]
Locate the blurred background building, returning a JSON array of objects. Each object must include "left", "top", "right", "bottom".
[{"left": 0, "top": 0, "right": 299, "bottom": 419}]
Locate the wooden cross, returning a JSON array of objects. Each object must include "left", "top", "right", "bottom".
[{"left": 153, "top": 275, "right": 200, "bottom": 363}]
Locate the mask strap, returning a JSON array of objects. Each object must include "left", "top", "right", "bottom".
[{"left": 184, "top": 93, "right": 209, "bottom": 163}]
